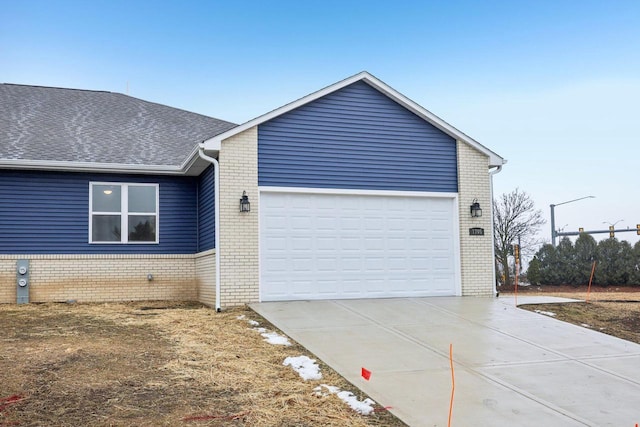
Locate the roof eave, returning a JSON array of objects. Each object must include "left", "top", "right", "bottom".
[{"left": 0, "top": 159, "right": 186, "bottom": 175}]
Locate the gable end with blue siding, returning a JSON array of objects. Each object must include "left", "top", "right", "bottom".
[{"left": 258, "top": 80, "right": 458, "bottom": 192}]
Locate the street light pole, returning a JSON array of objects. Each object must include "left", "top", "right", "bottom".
[
  {"left": 550, "top": 196, "right": 595, "bottom": 246},
  {"left": 550, "top": 204, "right": 556, "bottom": 246}
]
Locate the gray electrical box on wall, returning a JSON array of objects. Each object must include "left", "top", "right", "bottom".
[{"left": 16, "top": 259, "right": 29, "bottom": 304}]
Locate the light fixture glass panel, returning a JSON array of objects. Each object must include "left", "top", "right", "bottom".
[{"left": 93, "top": 185, "right": 121, "bottom": 212}]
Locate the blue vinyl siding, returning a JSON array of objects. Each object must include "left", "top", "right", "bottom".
[
  {"left": 258, "top": 81, "right": 458, "bottom": 192},
  {"left": 197, "top": 164, "right": 215, "bottom": 251},
  {"left": 0, "top": 170, "right": 198, "bottom": 254}
]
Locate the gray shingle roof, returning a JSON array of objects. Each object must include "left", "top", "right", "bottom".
[{"left": 0, "top": 84, "right": 237, "bottom": 167}]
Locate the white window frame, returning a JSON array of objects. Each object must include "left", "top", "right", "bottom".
[{"left": 89, "top": 182, "right": 159, "bottom": 244}]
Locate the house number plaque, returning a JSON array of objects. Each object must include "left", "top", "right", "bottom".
[{"left": 469, "top": 227, "right": 485, "bottom": 236}]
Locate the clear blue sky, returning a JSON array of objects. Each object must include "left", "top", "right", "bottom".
[{"left": 2, "top": 0, "right": 639, "bottom": 245}]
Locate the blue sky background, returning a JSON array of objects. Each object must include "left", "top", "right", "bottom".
[{"left": 2, "top": 0, "right": 639, "bottom": 246}]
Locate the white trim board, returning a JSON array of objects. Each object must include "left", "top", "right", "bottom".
[{"left": 259, "top": 186, "right": 458, "bottom": 199}]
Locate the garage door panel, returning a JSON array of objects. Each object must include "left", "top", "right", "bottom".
[
  {"left": 260, "top": 192, "right": 457, "bottom": 301},
  {"left": 364, "top": 257, "right": 385, "bottom": 271},
  {"left": 317, "top": 237, "right": 338, "bottom": 250},
  {"left": 433, "top": 237, "right": 452, "bottom": 250},
  {"left": 388, "top": 256, "right": 408, "bottom": 270},
  {"left": 292, "top": 257, "right": 313, "bottom": 271},
  {"left": 364, "top": 237, "right": 385, "bottom": 250},
  {"left": 366, "top": 279, "right": 386, "bottom": 293},
  {"left": 264, "top": 256, "right": 288, "bottom": 272},
  {"left": 317, "top": 255, "right": 337, "bottom": 267},
  {"left": 340, "top": 237, "right": 362, "bottom": 251},
  {"left": 341, "top": 217, "right": 360, "bottom": 230},
  {"left": 291, "top": 236, "right": 312, "bottom": 250},
  {"left": 342, "top": 257, "right": 363, "bottom": 271},
  {"left": 342, "top": 280, "right": 363, "bottom": 295},
  {"left": 265, "top": 215, "right": 287, "bottom": 229},
  {"left": 317, "top": 279, "right": 340, "bottom": 295},
  {"left": 265, "top": 236, "right": 287, "bottom": 251}
]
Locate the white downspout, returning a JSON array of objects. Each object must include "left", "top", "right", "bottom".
[
  {"left": 489, "top": 165, "right": 503, "bottom": 297},
  {"left": 198, "top": 144, "right": 221, "bottom": 312}
]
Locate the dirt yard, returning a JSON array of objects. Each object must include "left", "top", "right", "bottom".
[
  {"left": 506, "top": 285, "right": 640, "bottom": 345},
  {"left": 0, "top": 302, "right": 405, "bottom": 427}
]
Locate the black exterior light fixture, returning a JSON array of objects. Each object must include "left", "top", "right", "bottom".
[
  {"left": 470, "top": 199, "right": 482, "bottom": 218},
  {"left": 240, "top": 191, "right": 250, "bottom": 212}
]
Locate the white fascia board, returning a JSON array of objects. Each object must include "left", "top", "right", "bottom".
[
  {"left": 0, "top": 159, "right": 185, "bottom": 175},
  {"left": 259, "top": 186, "right": 458, "bottom": 199},
  {"left": 202, "top": 71, "right": 506, "bottom": 168},
  {"left": 202, "top": 138, "right": 221, "bottom": 152}
]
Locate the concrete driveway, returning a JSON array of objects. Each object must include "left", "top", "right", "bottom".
[{"left": 250, "top": 297, "right": 640, "bottom": 427}]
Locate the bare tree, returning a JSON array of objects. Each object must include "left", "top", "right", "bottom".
[{"left": 494, "top": 188, "right": 546, "bottom": 286}]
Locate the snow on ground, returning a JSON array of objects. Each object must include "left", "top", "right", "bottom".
[
  {"left": 534, "top": 310, "right": 556, "bottom": 317},
  {"left": 313, "top": 384, "right": 376, "bottom": 415},
  {"left": 259, "top": 330, "right": 292, "bottom": 346},
  {"left": 283, "top": 356, "right": 322, "bottom": 380},
  {"left": 581, "top": 323, "right": 591, "bottom": 328},
  {"left": 313, "top": 384, "right": 340, "bottom": 397},
  {"left": 236, "top": 315, "right": 292, "bottom": 346}
]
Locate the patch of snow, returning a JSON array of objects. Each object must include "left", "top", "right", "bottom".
[
  {"left": 313, "top": 384, "right": 340, "bottom": 397},
  {"left": 283, "top": 356, "right": 322, "bottom": 380},
  {"left": 260, "top": 331, "right": 291, "bottom": 346},
  {"left": 313, "top": 384, "right": 375, "bottom": 415},
  {"left": 252, "top": 327, "right": 268, "bottom": 333},
  {"left": 534, "top": 310, "right": 556, "bottom": 317},
  {"left": 236, "top": 315, "right": 246, "bottom": 320},
  {"left": 337, "top": 391, "right": 376, "bottom": 415},
  {"left": 248, "top": 320, "right": 260, "bottom": 326},
  {"left": 581, "top": 323, "right": 591, "bottom": 328}
]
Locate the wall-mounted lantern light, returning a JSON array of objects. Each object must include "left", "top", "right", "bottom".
[
  {"left": 240, "top": 191, "right": 250, "bottom": 212},
  {"left": 470, "top": 199, "right": 482, "bottom": 218}
]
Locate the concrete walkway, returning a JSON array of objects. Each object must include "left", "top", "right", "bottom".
[{"left": 250, "top": 297, "right": 640, "bottom": 427}]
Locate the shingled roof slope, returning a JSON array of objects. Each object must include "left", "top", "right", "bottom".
[{"left": 0, "top": 84, "right": 237, "bottom": 167}]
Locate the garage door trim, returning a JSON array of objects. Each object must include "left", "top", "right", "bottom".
[{"left": 258, "top": 186, "right": 461, "bottom": 301}]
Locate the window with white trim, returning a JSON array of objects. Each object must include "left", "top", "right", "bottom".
[{"left": 90, "top": 182, "right": 159, "bottom": 243}]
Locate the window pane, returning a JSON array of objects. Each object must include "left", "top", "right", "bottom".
[
  {"left": 93, "top": 185, "right": 121, "bottom": 212},
  {"left": 92, "top": 215, "right": 121, "bottom": 242},
  {"left": 128, "top": 215, "right": 156, "bottom": 242},
  {"left": 128, "top": 186, "right": 156, "bottom": 213}
]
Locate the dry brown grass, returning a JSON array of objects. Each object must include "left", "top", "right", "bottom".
[
  {"left": 0, "top": 302, "right": 406, "bottom": 427},
  {"left": 508, "top": 286, "right": 640, "bottom": 345}
]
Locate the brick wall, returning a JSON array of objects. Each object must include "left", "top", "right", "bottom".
[
  {"left": 218, "top": 127, "right": 260, "bottom": 307},
  {"left": 457, "top": 141, "right": 496, "bottom": 296},
  {"left": 195, "top": 249, "right": 216, "bottom": 307},
  {"left": 0, "top": 254, "right": 198, "bottom": 303}
]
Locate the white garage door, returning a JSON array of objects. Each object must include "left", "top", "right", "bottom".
[{"left": 260, "top": 191, "right": 459, "bottom": 301}]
